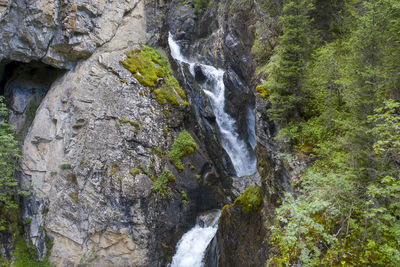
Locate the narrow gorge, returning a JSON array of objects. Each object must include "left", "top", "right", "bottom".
[{"left": 1, "top": 0, "right": 399, "bottom": 266}]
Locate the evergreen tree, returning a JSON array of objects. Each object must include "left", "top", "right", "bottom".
[
  {"left": 0, "top": 96, "right": 21, "bottom": 233},
  {"left": 265, "top": 0, "right": 314, "bottom": 125},
  {"left": 265, "top": 0, "right": 400, "bottom": 265}
]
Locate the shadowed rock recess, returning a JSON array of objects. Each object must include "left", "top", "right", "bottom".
[{"left": 0, "top": 0, "right": 294, "bottom": 266}]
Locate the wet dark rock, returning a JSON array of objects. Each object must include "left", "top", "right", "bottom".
[
  {"left": 168, "top": 1, "right": 197, "bottom": 42},
  {"left": 223, "top": 68, "right": 253, "bottom": 143},
  {"left": 204, "top": 235, "right": 219, "bottom": 267},
  {"left": 215, "top": 201, "right": 269, "bottom": 267},
  {"left": 178, "top": 62, "right": 235, "bottom": 180},
  {"left": 222, "top": 2, "right": 257, "bottom": 84},
  {"left": 194, "top": 64, "right": 207, "bottom": 84}
]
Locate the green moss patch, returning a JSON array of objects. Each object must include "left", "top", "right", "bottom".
[
  {"left": 234, "top": 185, "right": 262, "bottom": 214},
  {"left": 129, "top": 168, "right": 140, "bottom": 177},
  {"left": 59, "top": 164, "right": 72, "bottom": 170},
  {"left": 168, "top": 130, "right": 197, "bottom": 171},
  {"left": 152, "top": 146, "right": 166, "bottom": 157},
  {"left": 119, "top": 119, "right": 140, "bottom": 133},
  {"left": 139, "top": 164, "right": 155, "bottom": 181},
  {"left": 120, "top": 45, "right": 187, "bottom": 107},
  {"left": 152, "top": 170, "right": 176, "bottom": 196}
]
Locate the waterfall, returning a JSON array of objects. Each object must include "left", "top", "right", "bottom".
[
  {"left": 168, "top": 33, "right": 257, "bottom": 267},
  {"left": 170, "top": 211, "right": 221, "bottom": 267},
  {"left": 169, "top": 33, "right": 257, "bottom": 177}
]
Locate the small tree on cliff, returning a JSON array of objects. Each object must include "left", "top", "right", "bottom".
[{"left": 0, "top": 96, "right": 21, "bottom": 233}]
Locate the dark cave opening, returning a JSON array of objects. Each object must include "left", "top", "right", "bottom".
[
  {"left": 0, "top": 61, "right": 65, "bottom": 98},
  {"left": 0, "top": 60, "right": 66, "bottom": 136}
]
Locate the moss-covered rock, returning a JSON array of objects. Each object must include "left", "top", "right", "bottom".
[
  {"left": 234, "top": 185, "right": 262, "bottom": 214},
  {"left": 152, "top": 169, "right": 176, "bottom": 196},
  {"left": 215, "top": 185, "right": 268, "bottom": 267},
  {"left": 168, "top": 130, "right": 197, "bottom": 171},
  {"left": 129, "top": 168, "right": 140, "bottom": 177},
  {"left": 120, "top": 45, "right": 188, "bottom": 107}
]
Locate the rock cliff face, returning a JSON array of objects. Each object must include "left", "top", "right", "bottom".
[{"left": 0, "top": 0, "right": 145, "bottom": 69}]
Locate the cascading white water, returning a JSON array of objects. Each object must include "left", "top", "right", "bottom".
[
  {"left": 168, "top": 33, "right": 258, "bottom": 267},
  {"left": 169, "top": 33, "right": 257, "bottom": 177},
  {"left": 170, "top": 211, "right": 221, "bottom": 267}
]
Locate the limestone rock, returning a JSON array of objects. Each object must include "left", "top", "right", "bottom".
[
  {"left": 0, "top": 0, "right": 140, "bottom": 69},
  {"left": 13, "top": 1, "right": 211, "bottom": 266}
]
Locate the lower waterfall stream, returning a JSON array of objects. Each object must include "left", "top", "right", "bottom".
[
  {"left": 170, "top": 211, "right": 221, "bottom": 267},
  {"left": 168, "top": 33, "right": 257, "bottom": 266}
]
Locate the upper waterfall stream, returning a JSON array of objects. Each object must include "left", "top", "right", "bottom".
[
  {"left": 169, "top": 33, "right": 257, "bottom": 177},
  {"left": 168, "top": 33, "right": 257, "bottom": 267}
]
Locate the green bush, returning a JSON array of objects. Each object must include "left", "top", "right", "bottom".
[
  {"left": 0, "top": 97, "right": 24, "bottom": 234},
  {"left": 12, "top": 238, "right": 51, "bottom": 267},
  {"left": 168, "top": 130, "right": 197, "bottom": 171},
  {"left": 194, "top": 0, "right": 210, "bottom": 14}
]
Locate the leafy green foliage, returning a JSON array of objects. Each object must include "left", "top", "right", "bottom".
[
  {"left": 168, "top": 130, "right": 197, "bottom": 171},
  {"left": 194, "top": 0, "right": 209, "bottom": 14},
  {"left": 0, "top": 97, "right": 24, "bottom": 233},
  {"left": 152, "top": 170, "right": 175, "bottom": 196},
  {"left": 234, "top": 186, "right": 262, "bottom": 214},
  {"left": 261, "top": 0, "right": 314, "bottom": 125},
  {"left": 262, "top": 0, "right": 400, "bottom": 265},
  {"left": 12, "top": 238, "right": 51, "bottom": 267},
  {"left": 120, "top": 45, "right": 187, "bottom": 107}
]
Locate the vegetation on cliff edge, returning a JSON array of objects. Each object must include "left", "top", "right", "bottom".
[
  {"left": 168, "top": 130, "right": 197, "bottom": 171},
  {"left": 254, "top": 0, "right": 400, "bottom": 265}
]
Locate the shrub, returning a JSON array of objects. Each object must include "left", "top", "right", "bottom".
[
  {"left": 12, "top": 238, "right": 51, "bottom": 267},
  {"left": 194, "top": 0, "right": 210, "bottom": 14}
]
